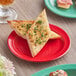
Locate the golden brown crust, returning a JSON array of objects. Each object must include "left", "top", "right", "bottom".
[
  {"left": 8, "top": 20, "right": 34, "bottom": 39},
  {"left": 7, "top": 20, "right": 60, "bottom": 40},
  {"left": 26, "top": 9, "right": 51, "bottom": 57}
]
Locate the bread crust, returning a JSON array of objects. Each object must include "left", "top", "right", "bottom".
[{"left": 8, "top": 20, "right": 34, "bottom": 39}]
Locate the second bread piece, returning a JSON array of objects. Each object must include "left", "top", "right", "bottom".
[
  {"left": 26, "top": 9, "right": 51, "bottom": 57},
  {"left": 8, "top": 20, "right": 60, "bottom": 40},
  {"left": 8, "top": 20, "right": 34, "bottom": 39}
]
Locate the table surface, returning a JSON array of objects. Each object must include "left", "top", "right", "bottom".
[{"left": 0, "top": 0, "right": 76, "bottom": 76}]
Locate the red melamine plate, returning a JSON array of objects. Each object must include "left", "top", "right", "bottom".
[{"left": 7, "top": 24, "right": 70, "bottom": 62}]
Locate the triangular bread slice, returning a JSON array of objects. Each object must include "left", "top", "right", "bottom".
[
  {"left": 26, "top": 9, "right": 54, "bottom": 57},
  {"left": 50, "top": 31, "right": 60, "bottom": 39},
  {"left": 7, "top": 11, "right": 60, "bottom": 57},
  {"left": 7, "top": 21, "right": 60, "bottom": 40},
  {"left": 7, "top": 20, "right": 34, "bottom": 39}
]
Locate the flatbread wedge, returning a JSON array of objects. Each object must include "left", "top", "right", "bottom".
[
  {"left": 26, "top": 9, "right": 53, "bottom": 57},
  {"left": 7, "top": 20, "right": 60, "bottom": 40},
  {"left": 7, "top": 20, "right": 34, "bottom": 39},
  {"left": 50, "top": 31, "right": 60, "bottom": 39}
]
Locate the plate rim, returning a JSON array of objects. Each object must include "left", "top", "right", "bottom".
[
  {"left": 7, "top": 24, "right": 70, "bottom": 62},
  {"left": 32, "top": 64, "right": 76, "bottom": 76},
  {"left": 44, "top": 0, "right": 76, "bottom": 18}
]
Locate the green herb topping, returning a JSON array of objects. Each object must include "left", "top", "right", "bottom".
[
  {"left": 29, "top": 32, "right": 33, "bottom": 37},
  {"left": 39, "top": 26, "right": 43, "bottom": 32},
  {"left": 35, "top": 38, "right": 42, "bottom": 45},
  {"left": 24, "top": 33, "right": 26, "bottom": 35},
  {"left": 41, "top": 33, "right": 44, "bottom": 37},
  {"left": 34, "top": 26, "right": 38, "bottom": 30},
  {"left": 34, "top": 30, "right": 36, "bottom": 33},
  {"left": 36, "top": 20, "right": 42, "bottom": 24},
  {"left": 26, "top": 24, "right": 32, "bottom": 30},
  {"left": 21, "top": 24, "right": 25, "bottom": 27}
]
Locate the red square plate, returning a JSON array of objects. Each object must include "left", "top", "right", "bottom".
[{"left": 7, "top": 24, "right": 70, "bottom": 62}]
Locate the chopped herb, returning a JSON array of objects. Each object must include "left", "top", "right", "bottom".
[
  {"left": 35, "top": 39, "right": 38, "bottom": 44},
  {"left": 34, "top": 33, "right": 37, "bottom": 35},
  {"left": 29, "top": 32, "right": 33, "bottom": 36},
  {"left": 43, "top": 40, "right": 46, "bottom": 42},
  {"left": 34, "top": 26, "right": 38, "bottom": 31},
  {"left": 38, "top": 28, "right": 41, "bottom": 32},
  {"left": 26, "top": 24, "right": 32, "bottom": 30},
  {"left": 21, "top": 24, "right": 25, "bottom": 27},
  {"left": 34, "top": 30, "right": 36, "bottom": 33},
  {"left": 37, "top": 25, "right": 39, "bottom": 28},
  {"left": 41, "top": 33, "right": 44, "bottom": 37},
  {"left": 39, "top": 41, "right": 42, "bottom": 44},
  {"left": 35, "top": 38, "right": 42, "bottom": 44},
  {"left": 24, "top": 33, "right": 26, "bottom": 35},
  {"left": 36, "top": 20, "right": 42, "bottom": 24},
  {"left": 43, "top": 35, "right": 47, "bottom": 38},
  {"left": 44, "top": 30, "right": 47, "bottom": 32},
  {"left": 38, "top": 26, "right": 43, "bottom": 32},
  {"left": 34, "top": 26, "right": 39, "bottom": 33}
]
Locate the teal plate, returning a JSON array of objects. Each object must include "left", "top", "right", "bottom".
[
  {"left": 44, "top": 0, "right": 76, "bottom": 18},
  {"left": 32, "top": 64, "right": 76, "bottom": 76}
]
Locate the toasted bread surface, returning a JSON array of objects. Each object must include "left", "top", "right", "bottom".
[
  {"left": 8, "top": 20, "right": 34, "bottom": 39},
  {"left": 26, "top": 9, "right": 51, "bottom": 57},
  {"left": 8, "top": 20, "right": 60, "bottom": 40}
]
